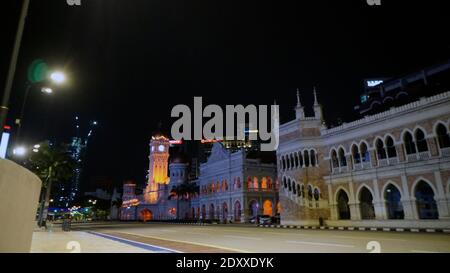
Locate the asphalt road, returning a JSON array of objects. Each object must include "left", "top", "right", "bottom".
[{"left": 69, "top": 222, "right": 450, "bottom": 253}]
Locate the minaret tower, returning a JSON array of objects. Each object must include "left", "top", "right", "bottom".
[
  {"left": 144, "top": 130, "right": 170, "bottom": 203},
  {"left": 295, "top": 88, "right": 305, "bottom": 120},
  {"left": 313, "top": 86, "right": 323, "bottom": 121}
]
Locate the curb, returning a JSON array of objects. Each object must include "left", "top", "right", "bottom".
[
  {"left": 258, "top": 224, "right": 449, "bottom": 233},
  {"left": 153, "top": 222, "right": 211, "bottom": 226}
]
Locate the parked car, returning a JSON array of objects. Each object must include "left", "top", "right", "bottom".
[{"left": 258, "top": 215, "right": 272, "bottom": 225}]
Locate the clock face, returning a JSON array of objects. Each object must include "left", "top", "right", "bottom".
[{"left": 158, "top": 145, "right": 165, "bottom": 152}]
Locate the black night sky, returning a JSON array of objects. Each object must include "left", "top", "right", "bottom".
[{"left": 1, "top": 0, "right": 449, "bottom": 190}]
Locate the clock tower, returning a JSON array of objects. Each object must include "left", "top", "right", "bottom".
[{"left": 144, "top": 131, "right": 170, "bottom": 204}]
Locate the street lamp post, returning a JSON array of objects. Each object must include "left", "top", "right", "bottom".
[
  {"left": 0, "top": 0, "right": 31, "bottom": 133},
  {"left": 15, "top": 71, "right": 65, "bottom": 144}
]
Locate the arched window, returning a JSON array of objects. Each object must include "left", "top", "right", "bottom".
[
  {"left": 282, "top": 156, "right": 286, "bottom": 170},
  {"left": 253, "top": 177, "right": 258, "bottom": 189},
  {"left": 337, "top": 190, "right": 350, "bottom": 220},
  {"left": 263, "top": 200, "right": 273, "bottom": 216},
  {"left": 292, "top": 182, "right": 297, "bottom": 195},
  {"left": 310, "top": 150, "right": 316, "bottom": 166},
  {"left": 384, "top": 184, "right": 404, "bottom": 219},
  {"left": 290, "top": 154, "right": 295, "bottom": 169},
  {"left": 352, "top": 144, "right": 360, "bottom": 164},
  {"left": 307, "top": 185, "right": 313, "bottom": 200},
  {"left": 294, "top": 153, "right": 299, "bottom": 168},
  {"left": 298, "top": 151, "right": 304, "bottom": 167},
  {"left": 436, "top": 123, "right": 450, "bottom": 149},
  {"left": 261, "top": 177, "right": 268, "bottom": 189},
  {"left": 247, "top": 177, "right": 252, "bottom": 189},
  {"left": 403, "top": 131, "right": 416, "bottom": 154},
  {"left": 301, "top": 184, "right": 305, "bottom": 198},
  {"left": 338, "top": 148, "right": 347, "bottom": 167},
  {"left": 359, "top": 187, "right": 375, "bottom": 220},
  {"left": 297, "top": 184, "right": 301, "bottom": 197},
  {"left": 415, "top": 129, "right": 428, "bottom": 152},
  {"left": 375, "top": 138, "right": 387, "bottom": 160},
  {"left": 385, "top": 136, "right": 397, "bottom": 158},
  {"left": 304, "top": 150, "right": 310, "bottom": 167},
  {"left": 288, "top": 179, "right": 292, "bottom": 191},
  {"left": 313, "top": 188, "right": 320, "bottom": 201},
  {"left": 360, "top": 143, "right": 370, "bottom": 163},
  {"left": 415, "top": 181, "right": 438, "bottom": 219},
  {"left": 331, "top": 149, "right": 339, "bottom": 168},
  {"left": 267, "top": 177, "right": 273, "bottom": 189},
  {"left": 283, "top": 177, "right": 287, "bottom": 188}
]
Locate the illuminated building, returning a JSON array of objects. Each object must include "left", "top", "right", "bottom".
[
  {"left": 53, "top": 117, "right": 97, "bottom": 208},
  {"left": 196, "top": 143, "right": 279, "bottom": 222},
  {"left": 144, "top": 132, "right": 170, "bottom": 203},
  {"left": 278, "top": 84, "right": 450, "bottom": 229},
  {"left": 356, "top": 60, "right": 450, "bottom": 116},
  {"left": 120, "top": 131, "right": 279, "bottom": 222}
]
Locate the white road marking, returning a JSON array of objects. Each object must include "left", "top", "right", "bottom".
[
  {"left": 410, "top": 250, "right": 441, "bottom": 253},
  {"left": 224, "top": 235, "right": 263, "bottom": 240},
  {"left": 332, "top": 235, "right": 407, "bottom": 242},
  {"left": 286, "top": 240, "right": 355, "bottom": 248}
]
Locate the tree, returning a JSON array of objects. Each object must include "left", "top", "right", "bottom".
[
  {"left": 28, "top": 142, "right": 76, "bottom": 227},
  {"left": 168, "top": 182, "right": 199, "bottom": 220}
]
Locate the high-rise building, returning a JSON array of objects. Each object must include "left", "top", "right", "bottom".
[{"left": 53, "top": 117, "right": 97, "bottom": 207}]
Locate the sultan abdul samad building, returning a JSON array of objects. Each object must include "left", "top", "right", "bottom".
[
  {"left": 120, "top": 132, "right": 279, "bottom": 222},
  {"left": 121, "top": 61, "right": 450, "bottom": 229},
  {"left": 278, "top": 61, "right": 450, "bottom": 229}
]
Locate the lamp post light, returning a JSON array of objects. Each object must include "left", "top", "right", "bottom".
[
  {"left": 12, "top": 146, "right": 27, "bottom": 157},
  {"left": 15, "top": 71, "right": 66, "bottom": 142}
]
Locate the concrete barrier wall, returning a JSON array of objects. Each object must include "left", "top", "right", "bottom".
[{"left": 0, "top": 159, "right": 42, "bottom": 253}]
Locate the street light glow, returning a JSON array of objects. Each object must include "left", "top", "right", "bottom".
[
  {"left": 13, "top": 146, "right": 27, "bottom": 156},
  {"left": 50, "top": 71, "right": 65, "bottom": 84},
  {"left": 41, "top": 87, "right": 53, "bottom": 94}
]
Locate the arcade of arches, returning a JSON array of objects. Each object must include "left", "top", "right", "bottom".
[
  {"left": 139, "top": 209, "right": 153, "bottom": 222},
  {"left": 332, "top": 179, "right": 444, "bottom": 221}
]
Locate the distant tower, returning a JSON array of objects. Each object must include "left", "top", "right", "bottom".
[
  {"left": 144, "top": 129, "right": 170, "bottom": 203},
  {"left": 295, "top": 88, "right": 305, "bottom": 120}
]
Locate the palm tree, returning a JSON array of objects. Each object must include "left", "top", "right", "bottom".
[
  {"left": 168, "top": 182, "right": 199, "bottom": 220},
  {"left": 28, "top": 142, "right": 76, "bottom": 227}
]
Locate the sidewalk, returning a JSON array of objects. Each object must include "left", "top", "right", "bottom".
[{"left": 31, "top": 228, "right": 153, "bottom": 253}]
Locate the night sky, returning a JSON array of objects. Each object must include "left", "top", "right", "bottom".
[{"left": 1, "top": 0, "right": 449, "bottom": 190}]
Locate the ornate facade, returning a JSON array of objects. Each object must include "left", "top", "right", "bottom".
[
  {"left": 278, "top": 90, "right": 450, "bottom": 229},
  {"left": 194, "top": 143, "right": 279, "bottom": 223},
  {"left": 120, "top": 137, "right": 279, "bottom": 223}
]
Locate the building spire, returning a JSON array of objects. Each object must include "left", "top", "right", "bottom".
[
  {"left": 295, "top": 88, "right": 304, "bottom": 120},
  {"left": 313, "top": 86, "right": 319, "bottom": 105},
  {"left": 296, "top": 88, "right": 302, "bottom": 107}
]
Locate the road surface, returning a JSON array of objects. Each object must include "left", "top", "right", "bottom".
[{"left": 46, "top": 222, "right": 450, "bottom": 253}]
